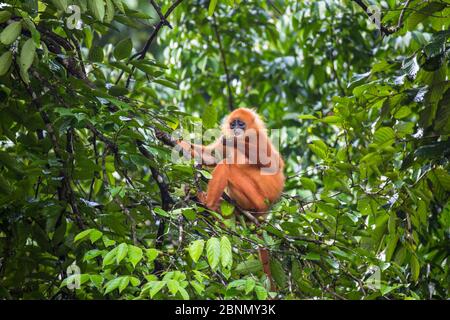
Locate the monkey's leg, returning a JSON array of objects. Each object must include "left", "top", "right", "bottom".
[
  {"left": 202, "top": 164, "right": 229, "bottom": 211},
  {"left": 228, "top": 171, "right": 268, "bottom": 212}
]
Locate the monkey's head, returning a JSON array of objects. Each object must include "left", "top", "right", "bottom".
[{"left": 223, "top": 108, "right": 266, "bottom": 138}]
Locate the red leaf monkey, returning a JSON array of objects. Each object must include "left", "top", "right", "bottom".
[{"left": 176, "top": 107, "right": 285, "bottom": 290}]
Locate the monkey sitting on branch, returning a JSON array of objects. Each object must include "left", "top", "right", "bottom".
[{"left": 158, "top": 107, "right": 285, "bottom": 291}]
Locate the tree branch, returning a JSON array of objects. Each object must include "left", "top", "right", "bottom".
[
  {"left": 150, "top": 0, "right": 173, "bottom": 28},
  {"left": 124, "top": 0, "right": 184, "bottom": 88},
  {"left": 136, "top": 140, "right": 173, "bottom": 257},
  {"left": 351, "top": 0, "right": 393, "bottom": 36},
  {"left": 20, "top": 68, "right": 85, "bottom": 229}
]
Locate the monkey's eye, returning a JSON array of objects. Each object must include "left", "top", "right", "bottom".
[{"left": 230, "top": 119, "right": 246, "bottom": 130}]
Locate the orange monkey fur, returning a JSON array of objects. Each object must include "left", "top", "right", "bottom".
[
  {"left": 177, "top": 107, "right": 285, "bottom": 290},
  {"left": 178, "top": 107, "right": 285, "bottom": 214}
]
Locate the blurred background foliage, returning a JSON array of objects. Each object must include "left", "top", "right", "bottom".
[{"left": 0, "top": 0, "right": 449, "bottom": 299}]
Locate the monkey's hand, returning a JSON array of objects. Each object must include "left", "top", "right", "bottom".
[
  {"left": 154, "top": 128, "right": 176, "bottom": 147},
  {"left": 154, "top": 128, "right": 165, "bottom": 139}
]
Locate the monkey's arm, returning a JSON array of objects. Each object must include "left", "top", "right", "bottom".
[{"left": 177, "top": 137, "right": 225, "bottom": 166}]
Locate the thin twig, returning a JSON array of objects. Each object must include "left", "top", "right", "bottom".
[
  {"left": 150, "top": 0, "right": 173, "bottom": 28},
  {"left": 351, "top": 0, "right": 393, "bottom": 36},
  {"left": 124, "top": 0, "right": 184, "bottom": 88},
  {"left": 396, "top": 0, "right": 412, "bottom": 30}
]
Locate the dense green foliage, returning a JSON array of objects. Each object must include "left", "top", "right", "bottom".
[{"left": 0, "top": 0, "right": 449, "bottom": 300}]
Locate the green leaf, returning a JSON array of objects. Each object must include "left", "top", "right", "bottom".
[
  {"left": 114, "top": 38, "right": 132, "bottom": 60},
  {"left": 116, "top": 243, "right": 128, "bottom": 264},
  {"left": 202, "top": 104, "right": 218, "bottom": 129},
  {"left": 245, "top": 278, "right": 255, "bottom": 294},
  {"left": 432, "top": 168, "right": 450, "bottom": 191},
  {"left": 304, "top": 252, "right": 321, "bottom": 261},
  {"left": 83, "top": 249, "right": 103, "bottom": 261},
  {"left": 104, "top": 0, "right": 115, "bottom": 23},
  {"left": 1, "top": 21, "right": 22, "bottom": 45},
  {"left": 154, "top": 79, "right": 178, "bottom": 90},
  {"left": 19, "top": 63, "right": 30, "bottom": 84},
  {"left": 149, "top": 281, "right": 165, "bottom": 298},
  {"left": 90, "top": 275, "right": 104, "bottom": 288},
  {"left": 208, "top": 0, "right": 218, "bottom": 16},
  {"left": 109, "top": 85, "right": 129, "bottom": 96},
  {"left": 154, "top": 207, "right": 170, "bottom": 217},
  {"left": 320, "top": 115, "right": 341, "bottom": 124},
  {"left": 393, "top": 106, "right": 411, "bottom": 119},
  {"left": 22, "top": 17, "right": 40, "bottom": 46},
  {"left": 178, "top": 286, "right": 190, "bottom": 300},
  {"left": 89, "top": 229, "right": 103, "bottom": 243},
  {"left": 89, "top": 46, "right": 104, "bottom": 63},
  {"left": 190, "top": 281, "right": 205, "bottom": 295},
  {"left": 0, "top": 11, "right": 12, "bottom": 24},
  {"left": 0, "top": 51, "right": 12, "bottom": 76},
  {"left": 220, "top": 201, "right": 234, "bottom": 217},
  {"left": 348, "top": 71, "right": 371, "bottom": 89},
  {"left": 188, "top": 240, "right": 205, "bottom": 263},
  {"left": 200, "top": 169, "right": 212, "bottom": 179},
  {"left": 402, "top": 56, "right": 419, "bottom": 79},
  {"left": 316, "top": 203, "right": 338, "bottom": 216},
  {"left": 104, "top": 277, "right": 122, "bottom": 294},
  {"left": 270, "top": 259, "right": 286, "bottom": 288},
  {"left": 407, "top": 2, "right": 447, "bottom": 30},
  {"left": 385, "top": 234, "right": 399, "bottom": 262},
  {"left": 129, "top": 277, "right": 140, "bottom": 287},
  {"left": 0, "top": 151, "right": 24, "bottom": 176},
  {"left": 146, "top": 248, "right": 159, "bottom": 262},
  {"left": 206, "top": 237, "right": 220, "bottom": 270},
  {"left": 103, "top": 247, "right": 118, "bottom": 267},
  {"left": 373, "top": 127, "right": 395, "bottom": 147},
  {"left": 220, "top": 236, "right": 232, "bottom": 269},
  {"left": 235, "top": 259, "right": 262, "bottom": 274},
  {"left": 182, "top": 208, "right": 196, "bottom": 220},
  {"left": 51, "top": 0, "right": 68, "bottom": 11},
  {"left": 410, "top": 255, "right": 420, "bottom": 282},
  {"left": 308, "top": 143, "right": 327, "bottom": 159},
  {"left": 0, "top": 174, "right": 10, "bottom": 195},
  {"left": 300, "top": 177, "right": 316, "bottom": 192},
  {"left": 112, "top": 0, "right": 126, "bottom": 13},
  {"left": 298, "top": 114, "right": 318, "bottom": 120},
  {"left": 128, "top": 245, "right": 143, "bottom": 268},
  {"left": 74, "top": 229, "right": 93, "bottom": 242},
  {"left": 89, "top": 0, "right": 106, "bottom": 22},
  {"left": 118, "top": 276, "right": 130, "bottom": 293},
  {"left": 167, "top": 279, "right": 179, "bottom": 295},
  {"left": 254, "top": 285, "right": 268, "bottom": 300},
  {"left": 103, "top": 235, "right": 116, "bottom": 247}
]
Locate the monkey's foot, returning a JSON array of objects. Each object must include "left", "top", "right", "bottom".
[{"left": 197, "top": 191, "right": 207, "bottom": 205}]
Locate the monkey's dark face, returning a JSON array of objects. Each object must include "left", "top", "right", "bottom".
[
  {"left": 230, "top": 118, "right": 246, "bottom": 137},
  {"left": 222, "top": 108, "right": 255, "bottom": 138}
]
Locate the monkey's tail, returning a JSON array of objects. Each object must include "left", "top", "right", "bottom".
[{"left": 258, "top": 247, "right": 276, "bottom": 292}]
